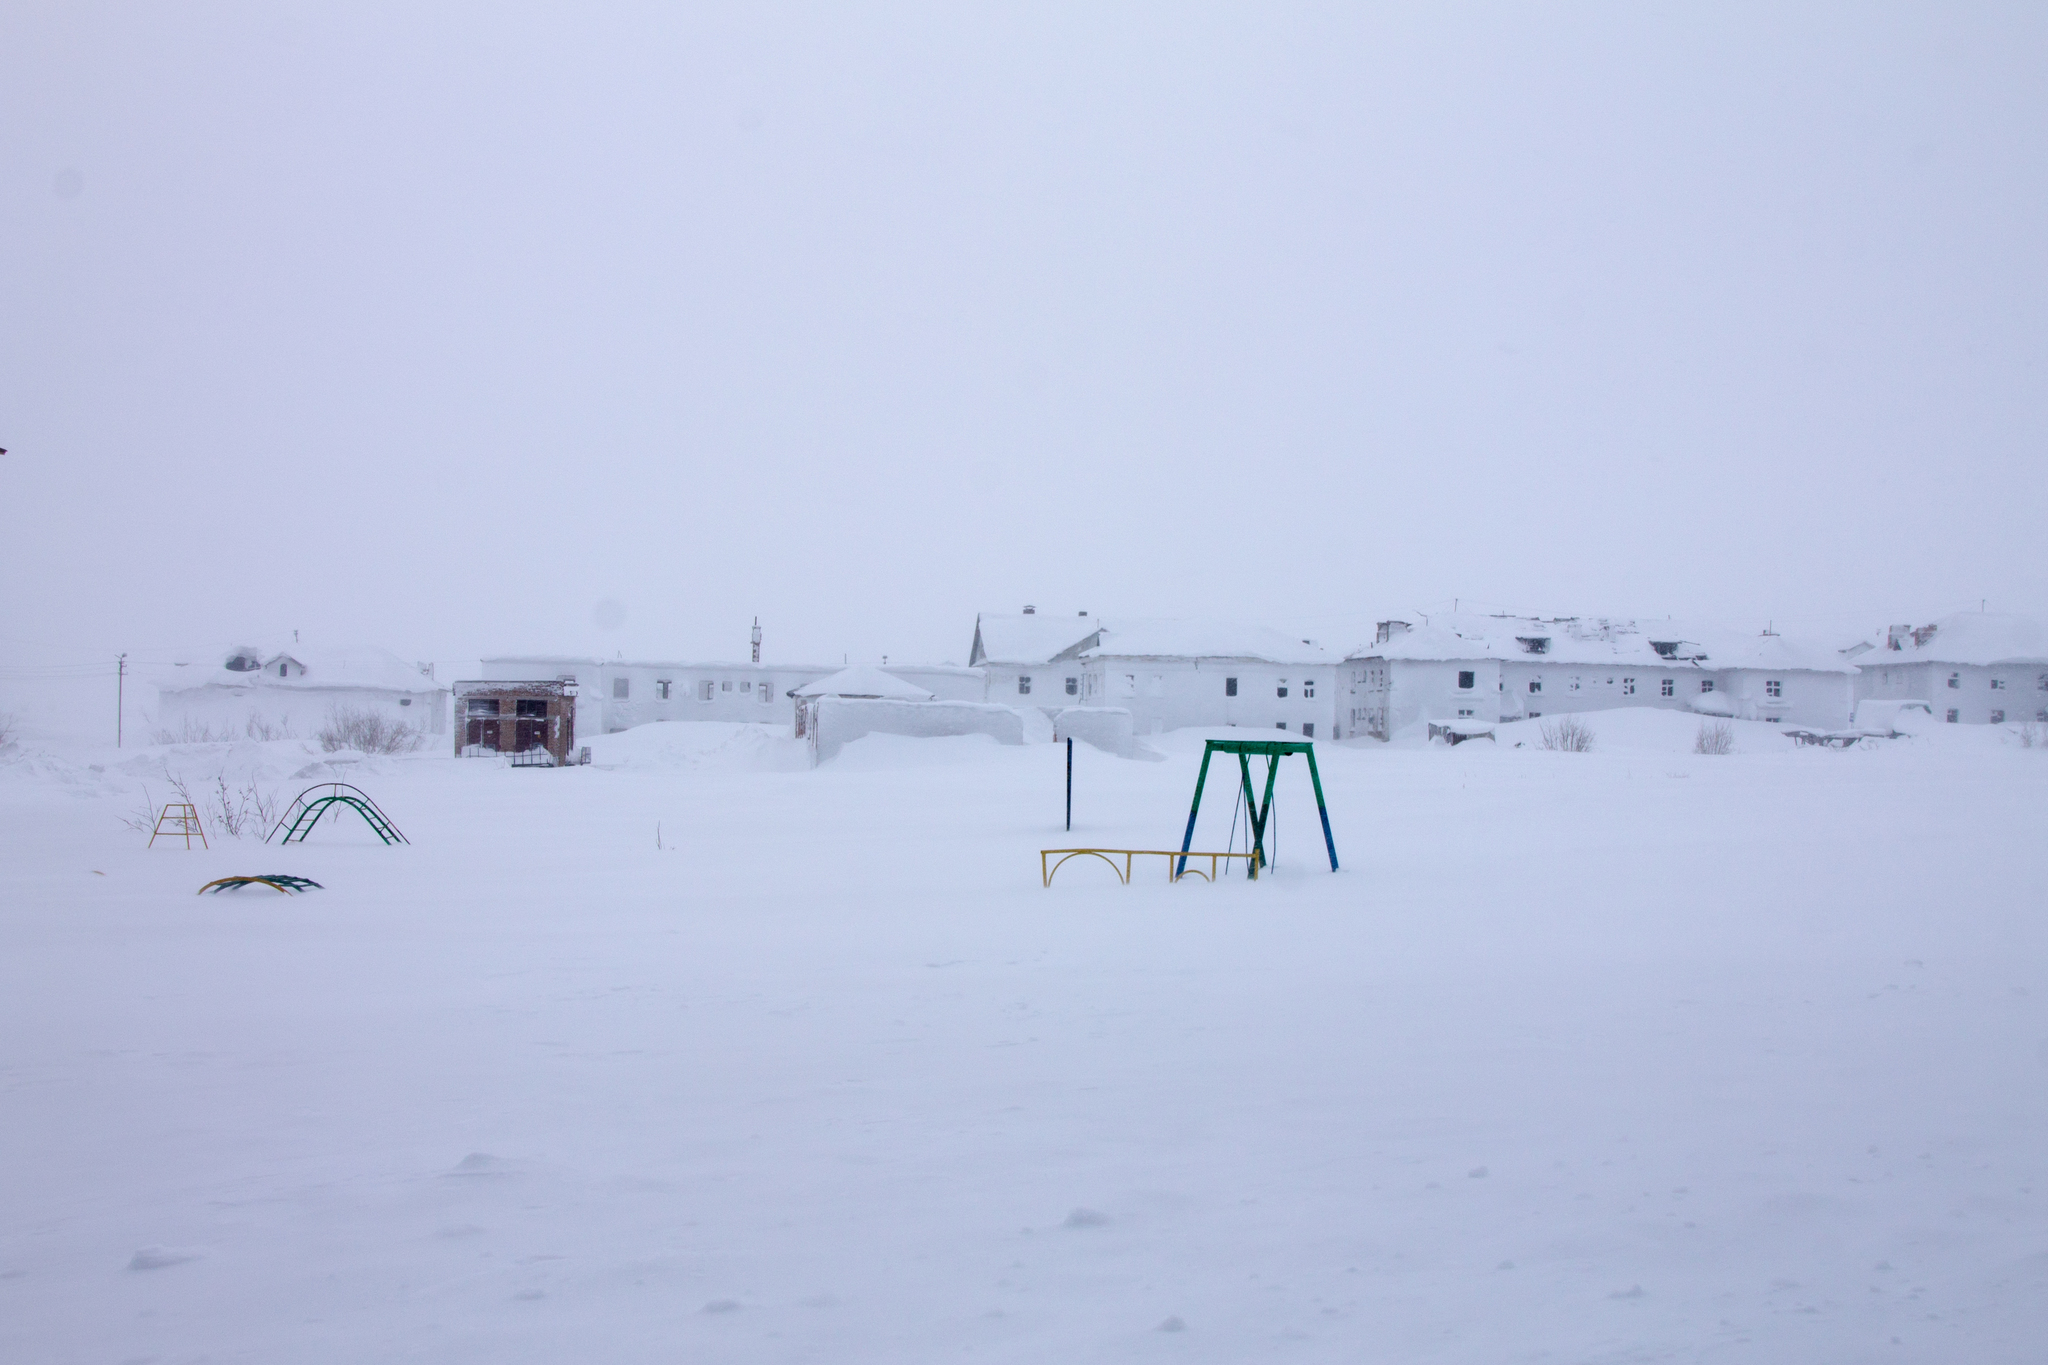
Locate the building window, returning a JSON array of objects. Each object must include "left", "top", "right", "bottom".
[
  {"left": 399, "top": 697, "right": 411, "bottom": 707},
  {"left": 655, "top": 679, "right": 672, "bottom": 700},
  {"left": 1990, "top": 709, "right": 2005, "bottom": 724},
  {"left": 1765, "top": 679, "right": 1782, "bottom": 698},
  {"left": 1990, "top": 678, "right": 2006, "bottom": 690},
  {"left": 760, "top": 682, "right": 774, "bottom": 703},
  {"left": 1569, "top": 677, "right": 1581, "bottom": 692},
  {"left": 1018, "top": 676, "right": 1032, "bottom": 696},
  {"left": 1275, "top": 722, "right": 1288, "bottom": 731},
  {"left": 2038, "top": 709, "right": 2048, "bottom": 722},
  {"left": 740, "top": 681, "right": 751, "bottom": 693},
  {"left": 1456, "top": 708, "right": 1474, "bottom": 718},
  {"left": 1622, "top": 677, "right": 1636, "bottom": 695},
  {"left": 516, "top": 699, "right": 547, "bottom": 718},
  {"left": 1226, "top": 677, "right": 1238, "bottom": 697},
  {"left": 1062, "top": 676, "right": 1078, "bottom": 696},
  {"left": 721, "top": 680, "right": 733, "bottom": 692},
  {"left": 1277, "top": 683, "right": 1289, "bottom": 698},
  {"left": 1149, "top": 675, "right": 1164, "bottom": 697},
  {"left": 698, "top": 680, "right": 714, "bottom": 701},
  {"left": 1700, "top": 680, "right": 1714, "bottom": 693},
  {"left": 1946, "top": 708, "right": 1959, "bottom": 723},
  {"left": 467, "top": 697, "right": 501, "bottom": 716},
  {"left": 1457, "top": 671, "right": 1475, "bottom": 690},
  {"left": 1301, "top": 723, "right": 1314, "bottom": 738},
  {"left": 2038, "top": 674, "right": 2048, "bottom": 690},
  {"left": 279, "top": 663, "right": 288, "bottom": 677},
  {"left": 1303, "top": 679, "right": 1316, "bottom": 698},
  {"left": 613, "top": 677, "right": 629, "bottom": 699},
  {"left": 1948, "top": 673, "right": 1960, "bottom": 688},
  {"left": 1660, "top": 678, "right": 1674, "bottom": 697},
  {"left": 1529, "top": 679, "right": 1542, "bottom": 694}
]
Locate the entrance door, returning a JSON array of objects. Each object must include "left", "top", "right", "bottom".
[
  {"left": 467, "top": 718, "right": 501, "bottom": 750},
  {"left": 514, "top": 718, "right": 545, "bottom": 751}
]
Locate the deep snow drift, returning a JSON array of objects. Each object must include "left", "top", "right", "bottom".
[{"left": 2, "top": 712, "right": 2045, "bottom": 1363}]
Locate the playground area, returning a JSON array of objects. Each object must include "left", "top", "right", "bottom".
[{"left": 2, "top": 714, "right": 2046, "bottom": 1362}]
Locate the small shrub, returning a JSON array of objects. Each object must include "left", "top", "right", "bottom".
[
  {"left": 2016, "top": 722, "right": 2043, "bottom": 750},
  {"left": 0, "top": 711, "right": 16, "bottom": 747},
  {"left": 1694, "top": 720, "right": 1734, "bottom": 755},
  {"left": 152, "top": 717, "right": 237, "bottom": 745},
  {"left": 244, "top": 712, "right": 295, "bottom": 742},
  {"left": 318, "top": 705, "right": 423, "bottom": 755},
  {"left": 208, "top": 773, "right": 279, "bottom": 839},
  {"left": 1538, "top": 715, "right": 1595, "bottom": 753}
]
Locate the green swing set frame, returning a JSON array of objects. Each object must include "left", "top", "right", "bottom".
[{"left": 1175, "top": 739, "right": 1339, "bottom": 880}]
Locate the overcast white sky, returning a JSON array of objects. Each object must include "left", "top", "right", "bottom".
[{"left": 4, "top": 3, "right": 2045, "bottom": 672}]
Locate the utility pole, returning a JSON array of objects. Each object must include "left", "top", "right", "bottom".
[
  {"left": 751, "top": 617, "right": 762, "bottom": 664},
  {"left": 117, "top": 653, "right": 127, "bottom": 747}
]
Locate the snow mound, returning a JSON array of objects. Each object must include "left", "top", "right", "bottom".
[
  {"left": 585, "top": 722, "right": 807, "bottom": 773},
  {"left": 826, "top": 731, "right": 1012, "bottom": 771},
  {"left": 1493, "top": 708, "right": 1795, "bottom": 753}
]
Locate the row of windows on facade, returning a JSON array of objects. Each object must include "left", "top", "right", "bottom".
[
  {"left": 1463, "top": 672, "right": 1762, "bottom": 698},
  {"left": 1948, "top": 673, "right": 2048, "bottom": 689},
  {"left": 467, "top": 698, "right": 550, "bottom": 717},
  {"left": 1018, "top": 675, "right": 1317, "bottom": 698},
  {"left": 1951, "top": 708, "right": 2048, "bottom": 723},
  {"left": 601, "top": 678, "right": 776, "bottom": 702}
]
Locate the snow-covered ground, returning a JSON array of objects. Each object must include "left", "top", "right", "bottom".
[{"left": 2, "top": 711, "right": 2045, "bottom": 1362}]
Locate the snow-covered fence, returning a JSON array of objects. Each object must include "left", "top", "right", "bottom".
[
  {"left": 808, "top": 698, "right": 1048, "bottom": 765},
  {"left": 1052, "top": 706, "right": 1136, "bottom": 758}
]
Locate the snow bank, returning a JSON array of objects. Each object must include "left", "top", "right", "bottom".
[
  {"left": 1051, "top": 706, "right": 1143, "bottom": 759},
  {"left": 583, "top": 720, "right": 808, "bottom": 772},
  {"left": 811, "top": 698, "right": 1047, "bottom": 765}
]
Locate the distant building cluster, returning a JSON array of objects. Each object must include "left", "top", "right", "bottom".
[{"left": 146, "top": 608, "right": 2048, "bottom": 757}]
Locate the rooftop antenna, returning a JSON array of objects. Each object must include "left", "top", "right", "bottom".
[{"left": 751, "top": 616, "right": 761, "bottom": 664}]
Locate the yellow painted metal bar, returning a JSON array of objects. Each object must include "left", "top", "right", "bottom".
[{"left": 1039, "top": 848, "right": 1260, "bottom": 887}]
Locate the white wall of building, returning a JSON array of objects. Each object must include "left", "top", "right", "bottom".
[
  {"left": 155, "top": 684, "right": 445, "bottom": 742},
  {"left": 1860, "top": 659, "right": 2048, "bottom": 724},
  {"left": 481, "top": 657, "right": 987, "bottom": 735}
]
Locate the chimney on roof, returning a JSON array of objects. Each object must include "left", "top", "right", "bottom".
[
  {"left": 1023, "top": 605, "right": 1036, "bottom": 614},
  {"left": 1886, "top": 623, "right": 1912, "bottom": 651},
  {"left": 1078, "top": 610, "right": 1087, "bottom": 616}
]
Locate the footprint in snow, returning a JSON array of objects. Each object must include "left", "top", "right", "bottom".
[
  {"left": 1157, "top": 1315, "right": 1186, "bottom": 1332},
  {"left": 1609, "top": 1284, "right": 1645, "bottom": 1300},
  {"left": 1064, "top": 1208, "right": 1110, "bottom": 1228},
  {"left": 128, "top": 1246, "right": 203, "bottom": 1271},
  {"left": 702, "top": 1299, "right": 741, "bottom": 1314}
]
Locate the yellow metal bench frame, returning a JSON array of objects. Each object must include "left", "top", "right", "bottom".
[{"left": 1040, "top": 847, "right": 1261, "bottom": 887}]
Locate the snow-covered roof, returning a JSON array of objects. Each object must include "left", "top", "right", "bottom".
[
  {"left": 152, "top": 644, "right": 443, "bottom": 694},
  {"left": 1080, "top": 619, "right": 1334, "bottom": 666},
  {"left": 1345, "top": 613, "right": 1855, "bottom": 673},
  {"left": 969, "top": 613, "right": 1332, "bottom": 666},
  {"left": 791, "top": 666, "right": 936, "bottom": 701},
  {"left": 1857, "top": 612, "right": 2048, "bottom": 667},
  {"left": 969, "top": 614, "right": 1101, "bottom": 666},
  {"left": 482, "top": 655, "right": 837, "bottom": 672}
]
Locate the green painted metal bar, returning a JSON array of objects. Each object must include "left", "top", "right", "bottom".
[
  {"left": 1180, "top": 738, "right": 1338, "bottom": 881},
  {"left": 1304, "top": 749, "right": 1339, "bottom": 870},
  {"left": 1236, "top": 752, "right": 1262, "bottom": 878},
  {"left": 1252, "top": 753, "right": 1281, "bottom": 874},
  {"left": 1174, "top": 744, "right": 1217, "bottom": 878}
]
